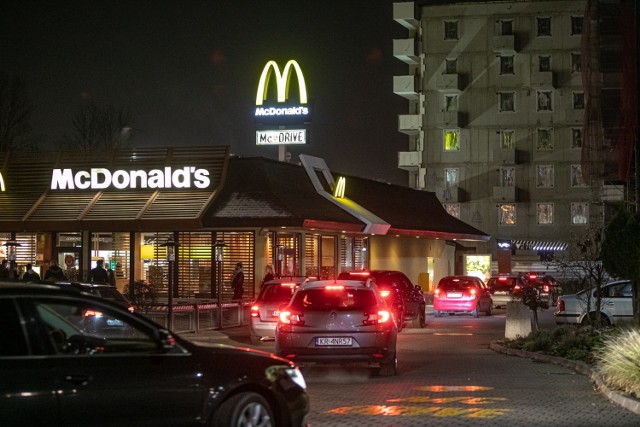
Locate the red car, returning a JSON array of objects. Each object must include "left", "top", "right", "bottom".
[{"left": 434, "top": 276, "right": 493, "bottom": 317}]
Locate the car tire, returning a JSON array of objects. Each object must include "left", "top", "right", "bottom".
[
  {"left": 485, "top": 305, "right": 492, "bottom": 316},
  {"left": 212, "top": 392, "right": 274, "bottom": 427},
  {"left": 411, "top": 307, "right": 426, "bottom": 328},
  {"left": 376, "top": 353, "right": 397, "bottom": 377},
  {"left": 581, "top": 312, "right": 611, "bottom": 327}
]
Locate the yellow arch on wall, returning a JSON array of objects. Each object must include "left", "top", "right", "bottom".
[
  {"left": 0, "top": 172, "right": 5, "bottom": 192},
  {"left": 255, "top": 59, "right": 308, "bottom": 106}
]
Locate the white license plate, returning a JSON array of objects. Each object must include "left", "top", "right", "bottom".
[
  {"left": 315, "top": 337, "right": 352, "bottom": 346},
  {"left": 106, "top": 318, "right": 124, "bottom": 326},
  {"left": 270, "top": 310, "right": 280, "bottom": 317},
  {"left": 447, "top": 292, "right": 463, "bottom": 298},
  {"left": 494, "top": 291, "right": 508, "bottom": 295}
]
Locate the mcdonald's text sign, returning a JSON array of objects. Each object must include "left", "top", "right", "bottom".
[{"left": 255, "top": 59, "right": 311, "bottom": 124}]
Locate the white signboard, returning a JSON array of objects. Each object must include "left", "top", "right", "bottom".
[{"left": 256, "top": 129, "right": 307, "bottom": 145}]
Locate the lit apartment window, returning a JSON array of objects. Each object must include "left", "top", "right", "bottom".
[
  {"left": 445, "top": 58, "right": 457, "bottom": 74},
  {"left": 571, "top": 16, "right": 583, "bottom": 35},
  {"left": 571, "top": 202, "right": 588, "bottom": 225},
  {"left": 444, "top": 94, "right": 458, "bottom": 112},
  {"left": 537, "top": 90, "right": 553, "bottom": 112},
  {"left": 537, "top": 128, "right": 553, "bottom": 150},
  {"left": 444, "top": 20, "right": 458, "bottom": 40},
  {"left": 500, "top": 167, "right": 515, "bottom": 187},
  {"left": 538, "top": 55, "right": 551, "bottom": 72},
  {"left": 537, "top": 17, "right": 551, "bottom": 36},
  {"left": 444, "top": 168, "right": 459, "bottom": 187},
  {"left": 444, "top": 203, "right": 460, "bottom": 219},
  {"left": 499, "top": 92, "right": 515, "bottom": 112},
  {"left": 573, "top": 92, "right": 585, "bottom": 109},
  {"left": 537, "top": 203, "right": 554, "bottom": 225},
  {"left": 500, "top": 19, "right": 513, "bottom": 36},
  {"left": 536, "top": 165, "right": 554, "bottom": 188},
  {"left": 571, "top": 165, "right": 587, "bottom": 187},
  {"left": 444, "top": 129, "right": 460, "bottom": 151},
  {"left": 499, "top": 204, "right": 516, "bottom": 225},
  {"left": 500, "top": 130, "right": 515, "bottom": 149},
  {"left": 500, "top": 56, "right": 514, "bottom": 74},
  {"left": 571, "top": 53, "right": 581, "bottom": 73},
  {"left": 571, "top": 128, "right": 582, "bottom": 148}
]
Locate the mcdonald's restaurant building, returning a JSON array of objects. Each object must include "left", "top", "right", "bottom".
[{"left": 0, "top": 147, "right": 490, "bottom": 300}]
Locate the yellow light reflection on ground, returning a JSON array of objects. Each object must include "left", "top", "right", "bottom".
[
  {"left": 327, "top": 406, "right": 512, "bottom": 418},
  {"left": 415, "top": 385, "right": 493, "bottom": 392},
  {"left": 387, "top": 396, "right": 506, "bottom": 405}
]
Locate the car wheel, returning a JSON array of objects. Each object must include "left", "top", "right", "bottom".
[
  {"left": 212, "top": 392, "right": 274, "bottom": 427},
  {"left": 581, "top": 312, "right": 611, "bottom": 327},
  {"left": 485, "top": 304, "right": 492, "bottom": 316},
  {"left": 376, "top": 353, "right": 397, "bottom": 377}
]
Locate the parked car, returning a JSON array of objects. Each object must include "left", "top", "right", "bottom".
[
  {"left": 486, "top": 274, "right": 526, "bottom": 308},
  {"left": 275, "top": 278, "right": 398, "bottom": 376},
  {"left": 555, "top": 280, "right": 633, "bottom": 326},
  {"left": 337, "top": 270, "right": 425, "bottom": 328},
  {"left": 250, "top": 277, "right": 309, "bottom": 344},
  {"left": 434, "top": 275, "right": 493, "bottom": 317},
  {"left": 522, "top": 273, "right": 562, "bottom": 307},
  {"left": 0, "top": 282, "right": 309, "bottom": 427},
  {"left": 56, "top": 281, "right": 134, "bottom": 311}
]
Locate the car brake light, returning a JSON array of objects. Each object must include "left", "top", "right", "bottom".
[
  {"left": 128, "top": 306, "right": 135, "bottom": 313},
  {"left": 470, "top": 288, "right": 477, "bottom": 296},
  {"left": 325, "top": 285, "right": 344, "bottom": 291},
  {"left": 250, "top": 305, "right": 260, "bottom": 318},
  {"left": 84, "top": 309, "right": 103, "bottom": 318},
  {"left": 498, "top": 277, "right": 508, "bottom": 281},
  {"left": 351, "top": 271, "right": 370, "bottom": 277},
  {"left": 280, "top": 282, "right": 296, "bottom": 287},
  {"left": 279, "top": 311, "right": 304, "bottom": 326},
  {"left": 543, "top": 285, "right": 550, "bottom": 293},
  {"left": 434, "top": 288, "right": 441, "bottom": 298},
  {"left": 528, "top": 274, "right": 537, "bottom": 279},
  {"left": 514, "top": 285, "right": 521, "bottom": 291},
  {"left": 380, "top": 289, "right": 391, "bottom": 298},
  {"left": 364, "top": 310, "right": 391, "bottom": 325}
]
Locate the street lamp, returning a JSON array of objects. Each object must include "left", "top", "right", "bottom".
[
  {"left": 3, "top": 238, "right": 21, "bottom": 280},
  {"left": 161, "top": 238, "right": 180, "bottom": 330},
  {"left": 213, "top": 240, "right": 227, "bottom": 330}
]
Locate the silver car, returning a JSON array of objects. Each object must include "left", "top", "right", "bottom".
[
  {"left": 554, "top": 280, "right": 633, "bottom": 326},
  {"left": 275, "top": 279, "right": 398, "bottom": 376},
  {"left": 250, "top": 278, "right": 306, "bottom": 344}
]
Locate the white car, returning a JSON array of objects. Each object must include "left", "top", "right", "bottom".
[{"left": 554, "top": 280, "right": 633, "bottom": 326}]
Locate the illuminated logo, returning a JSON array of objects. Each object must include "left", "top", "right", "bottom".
[
  {"left": 50, "top": 167, "right": 210, "bottom": 190},
  {"left": 255, "top": 60, "right": 310, "bottom": 121},
  {"left": 0, "top": 172, "right": 5, "bottom": 191},
  {"left": 333, "top": 177, "right": 346, "bottom": 199},
  {"left": 256, "top": 129, "right": 306, "bottom": 145}
]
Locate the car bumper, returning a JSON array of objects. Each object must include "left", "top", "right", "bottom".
[
  {"left": 491, "top": 294, "right": 512, "bottom": 307},
  {"left": 250, "top": 319, "right": 277, "bottom": 338},
  {"left": 553, "top": 311, "right": 580, "bottom": 324},
  {"left": 434, "top": 299, "right": 476, "bottom": 312}
]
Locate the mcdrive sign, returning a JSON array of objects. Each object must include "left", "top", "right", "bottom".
[
  {"left": 254, "top": 59, "right": 311, "bottom": 124},
  {"left": 50, "top": 167, "right": 211, "bottom": 190}
]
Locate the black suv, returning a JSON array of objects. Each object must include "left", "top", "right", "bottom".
[{"left": 337, "top": 270, "right": 426, "bottom": 328}]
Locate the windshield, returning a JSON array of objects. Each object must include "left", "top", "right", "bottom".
[{"left": 290, "top": 288, "right": 377, "bottom": 311}]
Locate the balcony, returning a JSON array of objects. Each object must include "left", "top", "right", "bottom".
[
  {"left": 435, "top": 73, "right": 463, "bottom": 93},
  {"left": 435, "top": 185, "right": 461, "bottom": 203},
  {"left": 492, "top": 35, "right": 516, "bottom": 54},
  {"left": 398, "top": 114, "right": 422, "bottom": 135},
  {"left": 531, "top": 70, "right": 555, "bottom": 88},
  {"left": 398, "top": 151, "right": 422, "bottom": 171},
  {"left": 436, "top": 111, "right": 465, "bottom": 128},
  {"left": 393, "top": 2, "right": 418, "bottom": 30},
  {"left": 492, "top": 186, "right": 517, "bottom": 202},
  {"left": 493, "top": 148, "right": 518, "bottom": 164},
  {"left": 393, "top": 39, "right": 419, "bottom": 65},
  {"left": 394, "top": 75, "right": 420, "bottom": 100}
]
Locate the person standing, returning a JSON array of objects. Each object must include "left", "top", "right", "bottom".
[
  {"left": 22, "top": 263, "right": 41, "bottom": 282},
  {"left": 0, "top": 259, "right": 8, "bottom": 279},
  {"left": 260, "top": 264, "right": 274, "bottom": 289},
  {"left": 231, "top": 262, "right": 244, "bottom": 301},
  {"left": 88, "top": 259, "right": 110, "bottom": 284},
  {"left": 44, "top": 259, "right": 66, "bottom": 281}
]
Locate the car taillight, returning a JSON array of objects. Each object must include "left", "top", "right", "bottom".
[
  {"left": 498, "top": 277, "right": 508, "bottom": 281},
  {"left": 470, "top": 288, "right": 477, "bottom": 296},
  {"left": 84, "top": 309, "right": 103, "bottom": 318},
  {"left": 380, "top": 289, "right": 391, "bottom": 298},
  {"left": 543, "top": 285, "right": 550, "bottom": 293},
  {"left": 325, "top": 285, "right": 344, "bottom": 291},
  {"left": 514, "top": 285, "right": 521, "bottom": 291},
  {"left": 434, "top": 288, "right": 441, "bottom": 299},
  {"left": 250, "top": 304, "right": 260, "bottom": 318},
  {"left": 128, "top": 306, "right": 135, "bottom": 313},
  {"left": 279, "top": 311, "right": 304, "bottom": 326},
  {"left": 364, "top": 310, "right": 391, "bottom": 325},
  {"left": 280, "top": 282, "right": 296, "bottom": 288}
]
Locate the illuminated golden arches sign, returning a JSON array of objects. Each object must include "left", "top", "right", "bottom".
[
  {"left": 0, "top": 172, "right": 5, "bottom": 191},
  {"left": 256, "top": 60, "right": 307, "bottom": 106},
  {"left": 333, "top": 177, "right": 346, "bottom": 199}
]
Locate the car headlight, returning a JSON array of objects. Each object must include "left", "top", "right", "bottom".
[
  {"left": 265, "top": 365, "right": 307, "bottom": 390},
  {"left": 285, "top": 367, "right": 307, "bottom": 390}
]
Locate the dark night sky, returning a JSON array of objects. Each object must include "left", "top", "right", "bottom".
[{"left": 1, "top": 0, "right": 408, "bottom": 185}]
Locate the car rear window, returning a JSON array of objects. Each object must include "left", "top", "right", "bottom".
[
  {"left": 259, "top": 284, "right": 297, "bottom": 302},
  {"left": 487, "top": 278, "right": 518, "bottom": 288},
  {"left": 290, "top": 288, "right": 377, "bottom": 311},
  {"left": 438, "top": 278, "right": 478, "bottom": 291}
]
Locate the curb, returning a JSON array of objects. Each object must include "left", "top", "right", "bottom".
[{"left": 489, "top": 340, "right": 640, "bottom": 415}]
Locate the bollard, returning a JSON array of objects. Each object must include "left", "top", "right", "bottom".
[{"left": 505, "top": 301, "right": 532, "bottom": 340}]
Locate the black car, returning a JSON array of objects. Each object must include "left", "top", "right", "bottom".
[
  {"left": 338, "top": 270, "right": 426, "bottom": 328},
  {"left": 0, "top": 282, "right": 309, "bottom": 427}
]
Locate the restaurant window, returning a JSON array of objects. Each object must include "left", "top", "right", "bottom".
[
  {"left": 444, "top": 203, "right": 460, "bottom": 219},
  {"left": 444, "top": 94, "right": 458, "bottom": 112},
  {"left": 140, "top": 232, "right": 173, "bottom": 295},
  {"left": 537, "top": 128, "right": 553, "bottom": 150},
  {"left": 320, "top": 235, "right": 337, "bottom": 279},
  {"left": 0, "top": 233, "right": 37, "bottom": 277},
  {"left": 571, "top": 53, "right": 581, "bottom": 73},
  {"left": 571, "top": 202, "right": 588, "bottom": 225},
  {"left": 339, "top": 236, "right": 368, "bottom": 273},
  {"left": 177, "top": 232, "right": 213, "bottom": 298},
  {"left": 445, "top": 58, "right": 457, "bottom": 74},
  {"left": 499, "top": 92, "right": 515, "bottom": 112},
  {"left": 573, "top": 92, "right": 585, "bottom": 109},
  {"left": 500, "top": 56, "right": 514, "bottom": 75},
  {"left": 445, "top": 168, "right": 459, "bottom": 188},
  {"left": 500, "top": 130, "right": 515, "bottom": 149},
  {"left": 500, "top": 167, "right": 515, "bottom": 187},
  {"left": 268, "top": 232, "right": 298, "bottom": 278},
  {"left": 571, "top": 16, "right": 583, "bottom": 35},
  {"left": 90, "top": 232, "right": 130, "bottom": 288},
  {"left": 444, "top": 20, "right": 458, "bottom": 40},
  {"left": 444, "top": 129, "right": 460, "bottom": 151},
  {"left": 500, "top": 19, "right": 513, "bottom": 36},
  {"left": 537, "top": 203, "right": 554, "bottom": 225},
  {"left": 499, "top": 204, "right": 516, "bottom": 225},
  {"left": 571, "top": 165, "right": 587, "bottom": 187},
  {"left": 304, "top": 235, "right": 319, "bottom": 277},
  {"left": 537, "top": 90, "right": 553, "bottom": 112},
  {"left": 536, "top": 165, "right": 554, "bottom": 188},
  {"left": 538, "top": 55, "right": 551, "bottom": 72},
  {"left": 571, "top": 128, "right": 582, "bottom": 148},
  {"left": 537, "top": 17, "right": 551, "bottom": 37}
]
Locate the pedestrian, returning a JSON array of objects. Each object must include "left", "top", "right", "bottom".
[
  {"left": 44, "top": 259, "right": 66, "bottom": 281},
  {"left": 260, "top": 264, "right": 274, "bottom": 289},
  {"left": 231, "top": 262, "right": 244, "bottom": 301},
  {"left": 22, "top": 263, "right": 41, "bottom": 282},
  {"left": 106, "top": 266, "right": 116, "bottom": 286},
  {"left": 87, "top": 259, "right": 110, "bottom": 284},
  {"left": 0, "top": 259, "right": 8, "bottom": 279}
]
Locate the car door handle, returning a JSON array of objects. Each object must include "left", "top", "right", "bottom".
[{"left": 64, "top": 374, "right": 93, "bottom": 386}]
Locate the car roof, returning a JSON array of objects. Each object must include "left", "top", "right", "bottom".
[{"left": 0, "top": 281, "right": 119, "bottom": 301}]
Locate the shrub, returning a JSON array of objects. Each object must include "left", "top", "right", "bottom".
[{"left": 595, "top": 327, "right": 640, "bottom": 398}]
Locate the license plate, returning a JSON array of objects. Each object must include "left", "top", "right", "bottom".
[
  {"left": 106, "top": 318, "right": 124, "bottom": 326},
  {"left": 494, "top": 291, "right": 508, "bottom": 295},
  {"left": 270, "top": 310, "right": 280, "bottom": 317},
  {"left": 315, "top": 337, "right": 352, "bottom": 346},
  {"left": 447, "top": 292, "right": 463, "bottom": 298}
]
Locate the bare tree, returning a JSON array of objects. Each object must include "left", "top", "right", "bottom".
[
  {"left": 0, "top": 72, "right": 36, "bottom": 151},
  {"left": 61, "top": 102, "right": 135, "bottom": 151}
]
